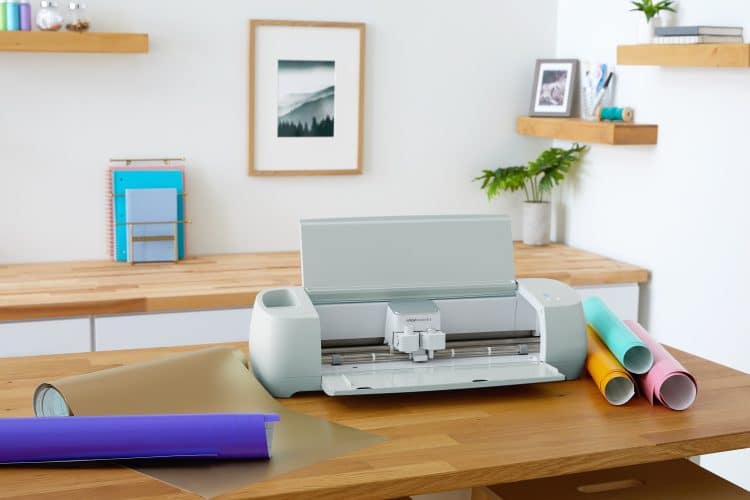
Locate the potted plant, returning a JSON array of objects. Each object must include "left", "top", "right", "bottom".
[
  {"left": 631, "top": 0, "right": 677, "bottom": 42},
  {"left": 475, "top": 144, "right": 587, "bottom": 246}
]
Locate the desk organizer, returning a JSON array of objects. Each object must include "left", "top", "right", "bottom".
[{"left": 107, "top": 158, "right": 189, "bottom": 263}]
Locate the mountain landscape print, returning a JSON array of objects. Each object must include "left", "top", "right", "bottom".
[{"left": 278, "top": 60, "right": 335, "bottom": 137}]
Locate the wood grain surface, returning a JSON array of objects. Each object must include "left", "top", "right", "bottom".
[
  {"left": 0, "top": 32, "right": 149, "bottom": 53},
  {"left": 0, "top": 343, "right": 747, "bottom": 499},
  {"left": 618, "top": 43, "right": 750, "bottom": 68},
  {"left": 516, "top": 117, "right": 658, "bottom": 145},
  {"left": 473, "top": 458, "right": 750, "bottom": 500},
  {"left": 0, "top": 243, "right": 649, "bottom": 322}
]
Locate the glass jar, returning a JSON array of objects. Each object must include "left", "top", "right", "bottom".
[
  {"left": 65, "top": 2, "right": 89, "bottom": 32},
  {"left": 36, "top": 1, "right": 64, "bottom": 31}
]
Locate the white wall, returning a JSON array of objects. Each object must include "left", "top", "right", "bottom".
[
  {"left": 0, "top": 0, "right": 558, "bottom": 263},
  {"left": 555, "top": 0, "right": 750, "bottom": 489}
]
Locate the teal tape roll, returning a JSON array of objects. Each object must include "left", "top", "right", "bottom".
[
  {"left": 583, "top": 296, "right": 653, "bottom": 374},
  {"left": 600, "top": 107, "right": 625, "bottom": 121}
]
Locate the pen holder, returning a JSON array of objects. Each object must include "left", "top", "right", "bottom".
[
  {"left": 579, "top": 61, "right": 615, "bottom": 121},
  {"left": 581, "top": 84, "right": 615, "bottom": 121}
]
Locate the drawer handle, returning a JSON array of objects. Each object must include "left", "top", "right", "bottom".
[{"left": 577, "top": 479, "right": 643, "bottom": 494}]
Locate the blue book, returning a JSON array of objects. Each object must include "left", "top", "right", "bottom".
[
  {"left": 125, "top": 188, "right": 178, "bottom": 262},
  {"left": 655, "top": 26, "right": 743, "bottom": 37}
]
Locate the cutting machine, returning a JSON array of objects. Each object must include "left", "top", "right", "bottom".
[{"left": 249, "top": 215, "right": 586, "bottom": 397}]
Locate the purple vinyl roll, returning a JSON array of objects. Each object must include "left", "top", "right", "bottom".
[{"left": 0, "top": 413, "right": 280, "bottom": 463}]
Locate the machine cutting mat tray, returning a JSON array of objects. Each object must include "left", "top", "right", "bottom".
[{"left": 33, "top": 347, "right": 382, "bottom": 498}]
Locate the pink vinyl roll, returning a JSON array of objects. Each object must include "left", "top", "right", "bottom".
[{"left": 624, "top": 320, "right": 697, "bottom": 411}]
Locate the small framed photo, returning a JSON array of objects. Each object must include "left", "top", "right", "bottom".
[
  {"left": 249, "top": 20, "right": 366, "bottom": 176},
  {"left": 529, "top": 59, "right": 578, "bottom": 117}
]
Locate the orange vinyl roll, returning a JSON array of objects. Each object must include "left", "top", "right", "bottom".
[{"left": 586, "top": 326, "right": 636, "bottom": 406}]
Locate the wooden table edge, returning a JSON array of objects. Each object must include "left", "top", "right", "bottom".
[{"left": 215, "top": 431, "right": 750, "bottom": 500}]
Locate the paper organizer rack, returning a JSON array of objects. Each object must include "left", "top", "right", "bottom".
[
  {"left": 116, "top": 219, "right": 190, "bottom": 264},
  {"left": 108, "top": 158, "right": 190, "bottom": 264}
]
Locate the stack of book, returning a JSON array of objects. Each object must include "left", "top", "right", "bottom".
[{"left": 653, "top": 26, "right": 744, "bottom": 44}]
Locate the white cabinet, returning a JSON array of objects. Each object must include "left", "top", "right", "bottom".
[
  {"left": 574, "top": 284, "right": 640, "bottom": 320},
  {"left": 0, "top": 318, "right": 91, "bottom": 358},
  {"left": 94, "top": 308, "right": 252, "bottom": 351}
]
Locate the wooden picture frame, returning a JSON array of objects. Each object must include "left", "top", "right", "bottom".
[
  {"left": 248, "top": 20, "right": 366, "bottom": 176},
  {"left": 528, "top": 59, "right": 578, "bottom": 117}
]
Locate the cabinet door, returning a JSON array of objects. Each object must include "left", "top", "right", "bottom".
[
  {"left": 574, "top": 284, "right": 640, "bottom": 320},
  {"left": 94, "top": 308, "right": 252, "bottom": 351},
  {"left": 0, "top": 318, "right": 91, "bottom": 358}
]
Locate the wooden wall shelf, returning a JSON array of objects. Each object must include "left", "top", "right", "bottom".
[
  {"left": 618, "top": 43, "right": 750, "bottom": 67},
  {"left": 517, "top": 116, "right": 658, "bottom": 145},
  {"left": 0, "top": 31, "right": 148, "bottom": 53}
]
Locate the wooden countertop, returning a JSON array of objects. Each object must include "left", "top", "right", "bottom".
[
  {"left": 0, "top": 343, "right": 747, "bottom": 499},
  {"left": 0, "top": 243, "right": 649, "bottom": 322}
]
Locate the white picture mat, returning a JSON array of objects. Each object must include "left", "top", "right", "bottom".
[
  {"left": 254, "top": 25, "right": 361, "bottom": 172},
  {"left": 533, "top": 62, "right": 573, "bottom": 113}
]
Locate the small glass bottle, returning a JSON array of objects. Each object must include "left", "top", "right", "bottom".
[
  {"left": 36, "top": 0, "right": 63, "bottom": 31},
  {"left": 65, "top": 1, "right": 88, "bottom": 32}
]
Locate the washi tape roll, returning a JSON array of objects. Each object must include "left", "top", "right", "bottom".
[
  {"left": 583, "top": 296, "right": 653, "bottom": 374},
  {"left": 596, "top": 106, "right": 634, "bottom": 122},
  {"left": 625, "top": 320, "right": 698, "bottom": 411},
  {"left": 586, "top": 326, "right": 636, "bottom": 406}
]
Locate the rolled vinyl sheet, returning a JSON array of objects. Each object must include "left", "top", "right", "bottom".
[
  {"left": 586, "top": 326, "right": 636, "bottom": 406},
  {"left": 624, "top": 320, "right": 698, "bottom": 411},
  {"left": 34, "top": 347, "right": 383, "bottom": 498},
  {"left": 583, "top": 296, "right": 654, "bottom": 374},
  {"left": 0, "top": 413, "right": 279, "bottom": 463}
]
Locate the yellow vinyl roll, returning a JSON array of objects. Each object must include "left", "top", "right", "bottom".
[{"left": 586, "top": 326, "right": 636, "bottom": 405}]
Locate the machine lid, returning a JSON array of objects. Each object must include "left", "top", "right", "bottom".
[
  {"left": 300, "top": 215, "right": 516, "bottom": 303},
  {"left": 321, "top": 360, "right": 564, "bottom": 396}
]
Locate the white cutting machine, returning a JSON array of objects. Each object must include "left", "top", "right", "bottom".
[{"left": 249, "top": 215, "right": 586, "bottom": 397}]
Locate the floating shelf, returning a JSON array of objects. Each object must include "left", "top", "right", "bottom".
[
  {"left": 618, "top": 43, "right": 750, "bottom": 67},
  {"left": 0, "top": 31, "right": 148, "bottom": 53},
  {"left": 517, "top": 117, "right": 658, "bottom": 145}
]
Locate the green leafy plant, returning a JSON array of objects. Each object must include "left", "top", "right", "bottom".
[
  {"left": 475, "top": 144, "right": 587, "bottom": 203},
  {"left": 630, "top": 0, "right": 676, "bottom": 22}
]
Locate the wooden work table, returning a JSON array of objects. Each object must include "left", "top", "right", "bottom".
[
  {"left": 0, "top": 343, "right": 748, "bottom": 499},
  {"left": 0, "top": 243, "right": 649, "bottom": 322}
]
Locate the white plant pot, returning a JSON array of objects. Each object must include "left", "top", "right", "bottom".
[
  {"left": 637, "top": 16, "right": 662, "bottom": 43},
  {"left": 522, "top": 202, "right": 551, "bottom": 246}
]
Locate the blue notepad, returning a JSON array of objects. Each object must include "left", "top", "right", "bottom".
[
  {"left": 125, "top": 188, "right": 178, "bottom": 262},
  {"left": 112, "top": 169, "right": 185, "bottom": 262}
]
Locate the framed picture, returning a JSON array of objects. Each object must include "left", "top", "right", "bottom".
[
  {"left": 529, "top": 59, "right": 578, "bottom": 117},
  {"left": 249, "top": 20, "right": 366, "bottom": 176}
]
